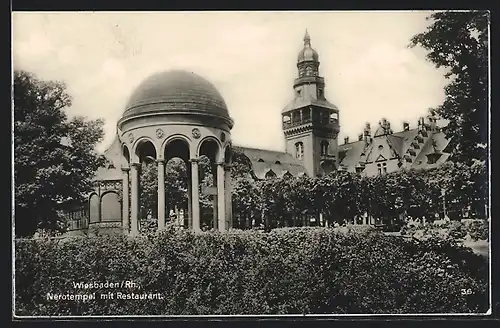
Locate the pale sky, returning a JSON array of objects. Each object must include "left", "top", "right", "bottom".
[{"left": 12, "top": 11, "right": 448, "bottom": 152}]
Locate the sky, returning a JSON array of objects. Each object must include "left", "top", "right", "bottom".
[{"left": 12, "top": 11, "right": 449, "bottom": 152}]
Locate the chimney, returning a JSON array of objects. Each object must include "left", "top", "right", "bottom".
[
  {"left": 358, "top": 133, "right": 363, "bottom": 141},
  {"left": 418, "top": 117, "right": 424, "bottom": 131},
  {"left": 403, "top": 122, "right": 409, "bottom": 131},
  {"left": 344, "top": 136, "right": 349, "bottom": 144},
  {"left": 364, "top": 123, "right": 371, "bottom": 136}
]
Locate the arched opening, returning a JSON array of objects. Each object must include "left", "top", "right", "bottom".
[
  {"left": 320, "top": 140, "right": 329, "bottom": 156},
  {"left": 122, "top": 145, "right": 130, "bottom": 167},
  {"left": 89, "top": 194, "right": 100, "bottom": 223},
  {"left": 101, "top": 191, "right": 121, "bottom": 222},
  {"left": 295, "top": 142, "right": 304, "bottom": 160},
  {"left": 164, "top": 138, "right": 190, "bottom": 229},
  {"left": 136, "top": 139, "right": 157, "bottom": 164},
  {"left": 135, "top": 139, "right": 157, "bottom": 233},
  {"left": 199, "top": 138, "right": 221, "bottom": 231},
  {"left": 283, "top": 171, "right": 293, "bottom": 179}
]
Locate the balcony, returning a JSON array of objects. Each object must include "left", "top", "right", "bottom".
[
  {"left": 283, "top": 118, "right": 338, "bottom": 130},
  {"left": 320, "top": 153, "right": 336, "bottom": 161}
]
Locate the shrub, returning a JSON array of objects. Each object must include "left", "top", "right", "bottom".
[{"left": 14, "top": 227, "right": 489, "bottom": 316}]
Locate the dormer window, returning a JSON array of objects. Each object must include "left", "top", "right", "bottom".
[
  {"left": 296, "top": 89, "right": 302, "bottom": 97},
  {"left": 275, "top": 160, "right": 281, "bottom": 165},
  {"left": 426, "top": 152, "right": 442, "bottom": 164},
  {"left": 265, "top": 170, "right": 277, "bottom": 179},
  {"left": 257, "top": 158, "right": 264, "bottom": 163}
]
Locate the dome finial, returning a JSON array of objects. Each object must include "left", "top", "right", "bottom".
[{"left": 304, "top": 29, "right": 311, "bottom": 46}]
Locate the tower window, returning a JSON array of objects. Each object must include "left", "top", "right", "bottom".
[
  {"left": 299, "top": 67, "right": 305, "bottom": 77},
  {"left": 306, "top": 66, "right": 313, "bottom": 76},
  {"left": 320, "top": 140, "right": 329, "bottom": 156},
  {"left": 377, "top": 163, "right": 382, "bottom": 175},
  {"left": 318, "top": 89, "right": 324, "bottom": 99},
  {"left": 282, "top": 115, "right": 291, "bottom": 123},
  {"left": 383, "top": 162, "right": 387, "bottom": 174},
  {"left": 295, "top": 142, "right": 304, "bottom": 160},
  {"left": 296, "top": 89, "right": 302, "bottom": 97}
]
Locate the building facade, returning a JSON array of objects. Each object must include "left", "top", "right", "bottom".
[{"left": 66, "top": 31, "right": 452, "bottom": 235}]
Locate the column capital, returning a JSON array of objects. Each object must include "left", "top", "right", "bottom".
[
  {"left": 131, "top": 162, "right": 141, "bottom": 168},
  {"left": 189, "top": 158, "right": 200, "bottom": 163},
  {"left": 156, "top": 159, "right": 165, "bottom": 164},
  {"left": 121, "top": 166, "right": 130, "bottom": 172}
]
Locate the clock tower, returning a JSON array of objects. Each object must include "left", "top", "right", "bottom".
[{"left": 282, "top": 30, "right": 340, "bottom": 177}]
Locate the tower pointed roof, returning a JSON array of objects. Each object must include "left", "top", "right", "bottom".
[
  {"left": 297, "top": 29, "right": 319, "bottom": 63},
  {"left": 303, "top": 29, "right": 311, "bottom": 45}
]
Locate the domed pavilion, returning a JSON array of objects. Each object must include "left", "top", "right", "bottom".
[{"left": 78, "top": 70, "right": 235, "bottom": 235}]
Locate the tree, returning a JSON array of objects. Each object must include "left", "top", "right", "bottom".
[
  {"left": 231, "top": 178, "right": 262, "bottom": 228},
  {"left": 14, "top": 70, "right": 106, "bottom": 237},
  {"left": 409, "top": 10, "right": 489, "bottom": 163},
  {"left": 230, "top": 149, "right": 253, "bottom": 180}
]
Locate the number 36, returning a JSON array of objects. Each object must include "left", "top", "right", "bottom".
[{"left": 461, "top": 288, "right": 473, "bottom": 295}]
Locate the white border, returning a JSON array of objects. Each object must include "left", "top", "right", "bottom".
[{"left": 11, "top": 10, "right": 493, "bottom": 319}]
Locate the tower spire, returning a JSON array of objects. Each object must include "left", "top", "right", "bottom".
[{"left": 304, "top": 29, "right": 311, "bottom": 46}]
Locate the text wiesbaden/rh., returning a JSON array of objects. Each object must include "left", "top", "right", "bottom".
[{"left": 72, "top": 281, "right": 138, "bottom": 289}]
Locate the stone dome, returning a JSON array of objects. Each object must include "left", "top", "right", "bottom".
[{"left": 122, "top": 70, "right": 232, "bottom": 124}]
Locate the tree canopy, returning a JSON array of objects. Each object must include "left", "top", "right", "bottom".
[
  {"left": 14, "top": 70, "right": 106, "bottom": 237},
  {"left": 409, "top": 10, "right": 489, "bottom": 163}
]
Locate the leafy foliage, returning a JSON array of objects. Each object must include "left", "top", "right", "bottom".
[
  {"left": 15, "top": 227, "right": 489, "bottom": 315},
  {"left": 135, "top": 154, "right": 487, "bottom": 232},
  {"left": 14, "top": 70, "right": 106, "bottom": 237},
  {"left": 409, "top": 11, "right": 489, "bottom": 163}
]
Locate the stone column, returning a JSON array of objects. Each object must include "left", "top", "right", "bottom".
[
  {"left": 190, "top": 158, "right": 200, "bottom": 232},
  {"left": 121, "top": 167, "right": 130, "bottom": 234},
  {"left": 187, "top": 168, "right": 192, "bottom": 229},
  {"left": 224, "top": 164, "right": 232, "bottom": 229},
  {"left": 130, "top": 163, "right": 140, "bottom": 236},
  {"left": 157, "top": 159, "right": 165, "bottom": 230},
  {"left": 217, "top": 162, "right": 226, "bottom": 232},
  {"left": 212, "top": 164, "right": 218, "bottom": 230}
]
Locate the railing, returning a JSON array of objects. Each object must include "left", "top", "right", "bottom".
[{"left": 283, "top": 118, "right": 338, "bottom": 129}]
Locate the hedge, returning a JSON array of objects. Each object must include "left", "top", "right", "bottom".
[{"left": 14, "top": 227, "right": 489, "bottom": 316}]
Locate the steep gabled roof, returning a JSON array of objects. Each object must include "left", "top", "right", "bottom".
[
  {"left": 233, "top": 145, "right": 307, "bottom": 179},
  {"left": 392, "top": 129, "right": 420, "bottom": 155},
  {"left": 338, "top": 140, "right": 367, "bottom": 172},
  {"left": 411, "top": 131, "right": 451, "bottom": 169},
  {"left": 94, "top": 135, "right": 123, "bottom": 181}
]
